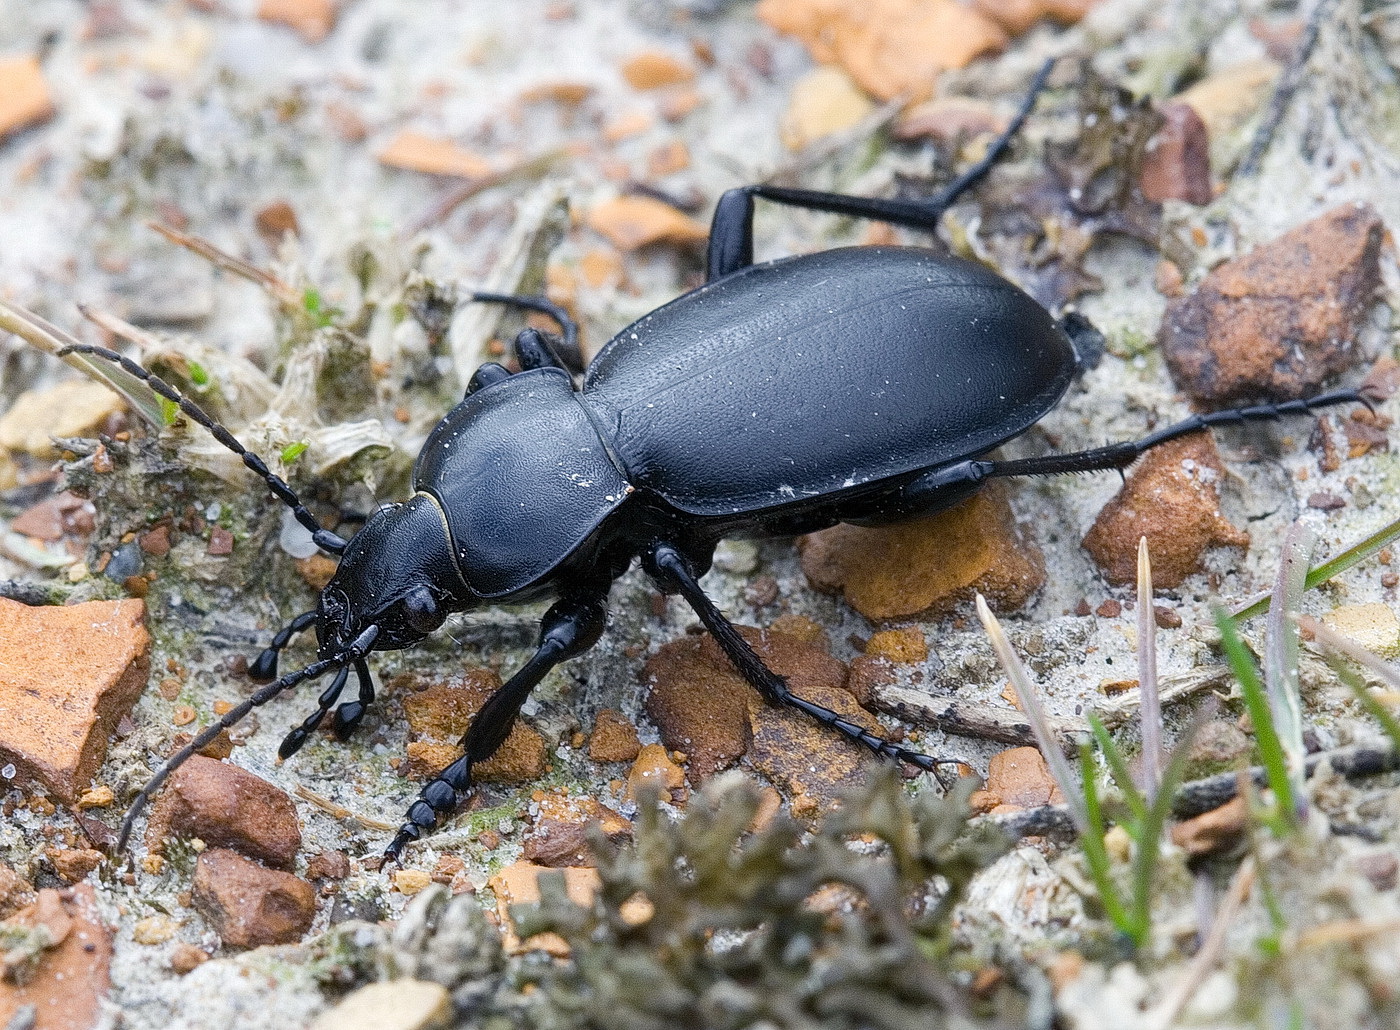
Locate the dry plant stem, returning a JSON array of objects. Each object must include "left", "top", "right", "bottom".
[
  {"left": 989, "top": 739, "right": 1400, "bottom": 841},
  {"left": 1237, "top": 0, "right": 1338, "bottom": 176},
  {"left": 293, "top": 785, "right": 398, "bottom": 832},
  {"left": 1137, "top": 537, "right": 1163, "bottom": 802},
  {"left": 870, "top": 667, "right": 1230, "bottom": 753},
  {"left": 976, "top": 593, "right": 1088, "bottom": 833},
  {"left": 148, "top": 222, "right": 300, "bottom": 307},
  {"left": 78, "top": 305, "right": 163, "bottom": 350},
  {"left": 1266, "top": 521, "right": 1313, "bottom": 813},
  {"left": 1151, "top": 857, "right": 1258, "bottom": 1029}
]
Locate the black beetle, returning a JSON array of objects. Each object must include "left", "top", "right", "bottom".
[{"left": 58, "top": 62, "right": 1363, "bottom": 861}]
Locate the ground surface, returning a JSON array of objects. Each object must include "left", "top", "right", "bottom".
[{"left": 4, "top": 1, "right": 1400, "bottom": 1028}]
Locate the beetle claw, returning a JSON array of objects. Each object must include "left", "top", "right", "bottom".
[
  {"left": 249, "top": 648, "right": 279, "bottom": 682},
  {"left": 332, "top": 701, "right": 366, "bottom": 740}
]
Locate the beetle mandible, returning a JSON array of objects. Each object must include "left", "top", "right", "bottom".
[{"left": 58, "top": 62, "right": 1364, "bottom": 861}]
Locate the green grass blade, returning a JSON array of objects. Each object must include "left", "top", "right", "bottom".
[
  {"left": 1078, "top": 744, "right": 1131, "bottom": 937},
  {"left": 1214, "top": 608, "right": 1298, "bottom": 832},
  {"left": 1087, "top": 714, "right": 1147, "bottom": 826},
  {"left": 1234, "top": 514, "right": 1400, "bottom": 621}
]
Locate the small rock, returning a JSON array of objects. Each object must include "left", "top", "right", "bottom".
[
  {"left": 587, "top": 709, "right": 641, "bottom": 764},
  {"left": 523, "top": 793, "right": 631, "bottom": 867},
  {"left": 1307, "top": 491, "right": 1346, "bottom": 511},
  {"left": 0, "top": 55, "right": 54, "bottom": 142},
  {"left": 206, "top": 526, "right": 234, "bottom": 555},
  {"left": 1355, "top": 852, "right": 1399, "bottom": 893},
  {"left": 971, "top": 0, "right": 1098, "bottom": 35},
  {"left": 304, "top": 850, "right": 351, "bottom": 881},
  {"left": 1188, "top": 720, "right": 1250, "bottom": 766},
  {"left": 0, "top": 885, "right": 112, "bottom": 1030},
  {"left": 1139, "top": 102, "right": 1211, "bottom": 205},
  {"left": 846, "top": 654, "right": 895, "bottom": 707},
  {"left": 46, "top": 849, "right": 102, "bottom": 885},
  {"left": 620, "top": 51, "right": 694, "bottom": 90},
  {"left": 309, "top": 980, "right": 453, "bottom": 1030},
  {"left": 0, "top": 863, "right": 34, "bottom": 919},
  {"left": 255, "top": 200, "right": 300, "bottom": 241},
  {"left": 393, "top": 869, "right": 432, "bottom": 896},
  {"left": 626, "top": 743, "right": 686, "bottom": 802},
  {"left": 1322, "top": 603, "right": 1400, "bottom": 659},
  {"left": 757, "top": 0, "right": 1008, "bottom": 103},
  {"left": 892, "top": 95, "right": 1005, "bottom": 144},
  {"left": 1160, "top": 204, "right": 1384, "bottom": 404},
  {"left": 780, "top": 66, "right": 874, "bottom": 151},
  {"left": 486, "top": 861, "right": 601, "bottom": 956},
  {"left": 1170, "top": 796, "right": 1248, "bottom": 859},
  {"left": 168, "top": 942, "right": 210, "bottom": 975},
  {"left": 257, "top": 0, "right": 337, "bottom": 42},
  {"left": 644, "top": 624, "right": 851, "bottom": 782},
  {"left": 191, "top": 849, "right": 316, "bottom": 949},
  {"left": 1082, "top": 435, "right": 1248, "bottom": 588},
  {"left": 585, "top": 195, "right": 708, "bottom": 251},
  {"left": 864, "top": 628, "right": 927, "bottom": 664},
  {"left": 1094, "top": 599, "right": 1121, "bottom": 619},
  {"left": 984, "top": 747, "right": 1065, "bottom": 812},
  {"left": 398, "top": 671, "right": 547, "bottom": 784},
  {"left": 131, "top": 915, "right": 179, "bottom": 945},
  {"left": 139, "top": 525, "right": 172, "bottom": 557},
  {"left": 1154, "top": 606, "right": 1182, "bottom": 629},
  {"left": 1175, "top": 58, "right": 1280, "bottom": 157},
  {"left": 145, "top": 755, "right": 301, "bottom": 868},
  {"left": 11, "top": 492, "right": 95, "bottom": 542},
  {"left": 798, "top": 486, "right": 1044, "bottom": 620},
  {"left": 0, "top": 381, "right": 126, "bottom": 458},
  {"left": 377, "top": 131, "right": 492, "bottom": 179},
  {"left": 0, "top": 598, "right": 150, "bottom": 802}
]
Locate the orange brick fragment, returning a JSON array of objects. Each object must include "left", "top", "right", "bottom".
[
  {"left": 0, "top": 56, "right": 54, "bottom": 141},
  {"left": 378, "top": 131, "right": 492, "bottom": 178},
  {"left": 257, "top": 0, "right": 338, "bottom": 42}
]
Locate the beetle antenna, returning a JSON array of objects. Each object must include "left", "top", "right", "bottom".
[
  {"left": 56, "top": 341, "right": 347, "bottom": 555},
  {"left": 114, "top": 625, "right": 380, "bottom": 855},
  {"left": 468, "top": 291, "right": 581, "bottom": 370}
]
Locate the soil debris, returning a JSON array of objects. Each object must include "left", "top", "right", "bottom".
[
  {"left": 1081, "top": 435, "right": 1249, "bottom": 588},
  {"left": 0, "top": 598, "right": 149, "bottom": 802},
  {"left": 1139, "top": 102, "right": 1212, "bottom": 205},
  {"left": 144, "top": 755, "right": 302, "bottom": 869},
  {"left": 522, "top": 793, "right": 631, "bottom": 868},
  {"left": 190, "top": 849, "right": 316, "bottom": 949},
  {"left": 1160, "top": 204, "right": 1384, "bottom": 404}
]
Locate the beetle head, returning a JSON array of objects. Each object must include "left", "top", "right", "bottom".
[{"left": 315, "top": 492, "right": 467, "bottom": 657}]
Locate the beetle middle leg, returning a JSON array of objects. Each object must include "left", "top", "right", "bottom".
[
  {"left": 705, "top": 58, "right": 1054, "bottom": 280},
  {"left": 643, "top": 542, "right": 961, "bottom": 775},
  {"left": 384, "top": 587, "right": 608, "bottom": 862}
]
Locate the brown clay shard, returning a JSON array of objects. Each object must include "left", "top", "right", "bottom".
[
  {"left": 0, "top": 885, "right": 112, "bottom": 1030},
  {"left": 644, "top": 625, "right": 849, "bottom": 783},
  {"left": 144, "top": 755, "right": 302, "bottom": 868},
  {"left": 1160, "top": 204, "right": 1384, "bottom": 404},
  {"left": 1082, "top": 435, "right": 1248, "bottom": 588},
  {"left": 0, "top": 598, "right": 150, "bottom": 802},
  {"left": 798, "top": 486, "right": 1044, "bottom": 621},
  {"left": 398, "top": 671, "right": 546, "bottom": 783},
  {"left": 587, "top": 708, "right": 641, "bottom": 764},
  {"left": 191, "top": 849, "right": 316, "bottom": 949},
  {"left": 523, "top": 793, "right": 632, "bottom": 868},
  {"left": 757, "top": 0, "right": 1008, "bottom": 103}
]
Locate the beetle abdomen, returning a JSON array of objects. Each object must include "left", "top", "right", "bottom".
[{"left": 581, "top": 247, "right": 1075, "bottom": 516}]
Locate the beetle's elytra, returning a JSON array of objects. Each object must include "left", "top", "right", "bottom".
[{"left": 49, "top": 62, "right": 1364, "bottom": 861}]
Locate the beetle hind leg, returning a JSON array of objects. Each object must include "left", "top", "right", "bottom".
[{"left": 643, "top": 543, "right": 962, "bottom": 777}]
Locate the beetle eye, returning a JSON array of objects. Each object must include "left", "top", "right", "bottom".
[{"left": 401, "top": 586, "right": 444, "bottom": 635}]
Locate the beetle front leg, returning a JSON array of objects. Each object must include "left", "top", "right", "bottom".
[
  {"left": 643, "top": 543, "right": 958, "bottom": 774},
  {"left": 384, "top": 590, "right": 608, "bottom": 862}
]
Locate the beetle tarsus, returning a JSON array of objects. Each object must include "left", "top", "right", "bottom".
[{"left": 250, "top": 610, "right": 318, "bottom": 682}]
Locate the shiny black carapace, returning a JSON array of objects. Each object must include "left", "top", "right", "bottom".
[{"left": 80, "top": 62, "right": 1362, "bottom": 860}]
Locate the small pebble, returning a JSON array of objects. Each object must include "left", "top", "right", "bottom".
[
  {"left": 257, "top": 0, "right": 337, "bottom": 42},
  {"left": 192, "top": 849, "right": 316, "bottom": 948},
  {"left": 309, "top": 980, "right": 453, "bottom": 1030},
  {"left": 587, "top": 709, "right": 641, "bottom": 764},
  {"left": 144, "top": 755, "right": 302, "bottom": 868},
  {"left": 0, "top": 55, "right": 55, "bottom": 141}
]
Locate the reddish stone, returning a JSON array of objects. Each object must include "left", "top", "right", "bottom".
[
  {"left": 398, "top": 670, "right": 547, "bottom": 784},
  {"left": 523, "top": 794, "right": 631, "bottom": 867},
  {"left": 1082, "top": 435, "right": 1248, "bottom": 588},
  {"left": 46, "top": 849, "right": 102, "bottom": 884},
  {"left": 0, "top": 885, "right": 112, "bottom": 1030},
  {"left": 587, "top": 709, "right": 641, "bottom": 764},
  {"left": 984, "top": 746, "right": 1065, "bottom": 811},
  {"left": 1170, "top": 796, "right": 1248, "bottom": 858},
  {"left": 1139, "top": 102, "right": 1212, "bottom": 205},
  {"left": 191, "top": 849, "right": 316, "bottom": 948},
  {"left": 0, "top": 598, "right": 150, "bottom": 802},
  {"left": 304, "top": 850, "right": 351, "bottom": 881},
  {"left": 0, "top": 863, "right": 34, "bottom": 918},
  {"left": 1161, "top": 204, "right": 1384, "bottom": 403},
  {"left": 145, "top": 755, "right": 301, "bottom": 869}
]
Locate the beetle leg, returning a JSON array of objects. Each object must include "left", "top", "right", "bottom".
[
  {"left": 468, "top": 291, "right": 583, "bottom": 370},
  {"left": 332, "top": 658, "right": 376, "bottom": 741},
  {"left": 384, "top": 589, "right": 608, "bottom": 862},
  {"left": 644, "top": 542, "right": 960, "bottom": 775},
  {"left": 248, "top": 609, "right": 319, "bottom": 681},
  {"left": 984, "top": 387, "right": 1369, "bottom": 479},
  {"left": 705, "top": 58, "right": 1054, "bottom": 280}
]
